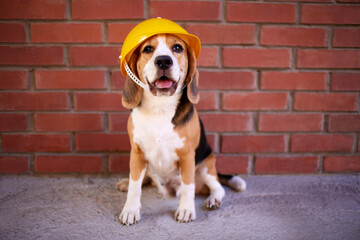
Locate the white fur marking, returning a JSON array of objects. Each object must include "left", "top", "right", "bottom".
[
  {"left": 132, "top": 101, "right": 184, "bottom": 180},
  {"left": 175, "top": 182, "right": 196, "bottom": 222},
  {"left": 119, "top": 169, "right": 146, "bottom": 226},
  {"left": 229, "top": 176, "right": 247, "bottom": 192}
]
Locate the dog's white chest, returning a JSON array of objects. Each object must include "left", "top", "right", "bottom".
[{"left": 131, "top": 108, "right": 184, "bottom": 177}]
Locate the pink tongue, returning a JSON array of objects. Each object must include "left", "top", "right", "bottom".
[{"left": 155, "top": 80, "right": 173, "bottom": 89}]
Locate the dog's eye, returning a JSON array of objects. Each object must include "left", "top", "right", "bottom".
[
  {"left": 143, "top": 46, "right": 154, "bottom": 54},
  {"left": 172, "top": 44, "right": 183, "bottom": 53}
]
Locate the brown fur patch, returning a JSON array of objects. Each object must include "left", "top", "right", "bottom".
[
  {"left": 194, "top": 153, "right": 219, "bottom": 194},
  {"left": 166, "top": 35, "right": 188, "bottom": 75},
  {"left": 136, "top": 36, "right": 159, "bottom": 81},
  {"left": 200, "top": 153, "right": 218, "bottom": 177},
  {"left": 122, "top": 51, "right": 143, "bottom": 109},
  {"left": 186, "top": 48, "right": 199, "bottom": 104},
  {"left": 127, "top": 115, "right": 146, "bottom": 181},
  {"left": 175, "top": 109, "right": 201, "bottom": 185}
]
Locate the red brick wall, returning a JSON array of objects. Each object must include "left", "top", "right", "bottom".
[{"left": 0, "top": 0, "right": 359, "bottom": 175}]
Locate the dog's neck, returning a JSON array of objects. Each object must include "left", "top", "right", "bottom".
[
  {"left": 137, "top": 89, "right": 182, "bottom": 118},
  {"left": 135, "top": 87, "right": 194, "bottom": 127}
]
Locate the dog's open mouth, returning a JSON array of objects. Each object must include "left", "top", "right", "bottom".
[
  {"left": 154, "top": 76, "right": 175, "bottom": 89},
  {"left": 148, "top": 76, "right": 178, "bottom": 96}
]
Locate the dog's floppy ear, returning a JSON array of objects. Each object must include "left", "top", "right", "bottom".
[
  {"left": 122, "top": 52, "right": 143, "bottom": 109},
  {"left": 185, "top": 47, "right": 200, "bottom": 104}
]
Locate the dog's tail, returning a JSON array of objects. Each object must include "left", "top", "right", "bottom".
[{"left": 218, "top": 174, "right": 247, "bottom": 192}]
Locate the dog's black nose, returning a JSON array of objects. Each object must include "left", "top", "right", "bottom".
[{"left": 155, "top": 55, "right": 173, "bottom": 70}]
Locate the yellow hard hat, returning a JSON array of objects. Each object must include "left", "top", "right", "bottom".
[{"left": 120, "top": 17, "right": 201, "bottom": 77}]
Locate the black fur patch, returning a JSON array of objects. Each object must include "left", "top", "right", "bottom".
[
  {"left": 189, "top": 76, "right": 198, "bottom": 98},
  {"left": 218, "top": 174, "right": 232, "bottom": 180},
  {"left": 195, "top": 119, "right": 212, "bottom": 165}
]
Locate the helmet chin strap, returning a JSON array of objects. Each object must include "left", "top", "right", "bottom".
[{"left": 121, "top": 56, "right": 147, "bottom": 90}]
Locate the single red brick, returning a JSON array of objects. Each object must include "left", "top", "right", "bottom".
[
  {"left": 331, "top": 73, "right": 360, "bottom": 91},
  {"left": 197, "top": 47, "right": 218, "bottom": 67},
  {"left": 259, "top": 113, "right": 323, "bottom": 132},
  {"left": 294, "top": 93, "right": 358, "bottom": 111},
  {"left": 111, "top": 70, "right": 125, "bottom": 90},
  {"left": 328, "top": 115, "right": 360, "bottom": 132},
  {"left": 76, "top": 133, "right": 130, "bottom": 152},
  {"left": 72, "top": 0, "right": 144, "bottom": 20},
  {"left": 35, "top": 155, "right": 103, "bottom": 173},
  {"left": 185, "top": 24, "right": 255, "bottom": 44},
  {"left": 0, "top": 0, "right": 66, "bottom": 19},
  {"left": 0, "top": 71, "right": 28, "bottom": 89},
  {"left": 109, "top": 113, "right": 130, "bottom": 132},
  {"left": 199, "top": 113, "right": 252, "bottom": 132},
  {"left": 70, "top": 46, "right": 119, "bottom": 66},
  {"left": 227, "top": 2, "right": 296, "bottom": 23},
  {"left": 31, "top": 23, "right": 103, "bottom": 43},
  {"left": 197, "top": 92, "right": 218, "bottom": 111},
  {"left": 35, "top": 70, "right": 106, "bottom": 89},
  {"left": 0, "top": 23, "right": 26, "bottom": 42},
  {"left": 0, "top": 46, "right": 64, "bottom": 65},
  {"left": 333, "top": 29, "right": 360, "bottom": 47},
  {"left": 198, "top": 71, "right": 255, "bottom": 90},
  {"left": 324, "top": 156, "right": 360, "bottom": 173},
  {"left": 2, "top": 134, "right": 71, "bottom": 152},
  {"left": 0, "top": 114, "right": 28, "bottom": 131},
  {"left": 0, "top": 156, "right": 29, "bottom": 174},
  {"left": 222, "top": 92, "right": 288, "bottom": 111},
  {"left": 255, "top": 156, "right": 318, "bottom": 174},
  {"left": 301, "top": 5, "right": 360, "bottom": 24},
  {"left": 223, "top": 48, "right": 291, "bottom": 68},
  {"left": 203, "top": 113, "right": 252, "bottom": 133},
  {"left": 261, "top": 71, "right": 326, "bottom": 90},
  {"left": 291, "top": 134, "right": 353, "bottom": 152},
  {"left": 0, "top": 92, "right": 68, "bottom": 111},
  {"left": 150, "top": 1, "right": 220, "bottom": 21},
  {"left": 109, "top": 155, "right": 129, "bottom": 173},
  {"left": 216, "top": 155, "right": 249, "bottom": 174},
  {"left": 108, "top": 23, "right": 137, "bottom": 43},
  {"left": 222, "top": 135, "right": 286, "bottom": 153},
  {"left": 35, "top": 113, "right": 103, "bottom": 132},
  {"left": 297, "top": 49, "right": 360, "bottom": 69},
  {"left": 74, "top": 93, "right": 125, "bottom": 111},
  {"left": 261, "top": 26, "right": 327, "bottom": 47}
]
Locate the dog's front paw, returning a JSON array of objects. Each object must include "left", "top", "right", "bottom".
[
  {"left": 119, "top": 208, "right": 140, "bottom": 226},
  {"left": 175, "top": 207, "right": 196, "bottom": 223}
]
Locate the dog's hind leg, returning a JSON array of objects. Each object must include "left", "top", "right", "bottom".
[
  {"left": 196, "top": 154, "right": 225, "bottom": 210},
  {"left": 116, "top": 175, "right": 151, "bottom": 192},
  {"left": 116, "top": 178, "right": 130, "bottom": 192},
  {"left": 203, "top": 172, "right": 225, "bottom": 210}
]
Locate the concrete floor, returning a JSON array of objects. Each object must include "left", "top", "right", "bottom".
[{"left": 0, "top": 174, "right": 359, "bottom": 240}]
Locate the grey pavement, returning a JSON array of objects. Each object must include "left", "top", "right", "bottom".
[{"left": 0, "top": 174, "right": 359, "bottom": 240}]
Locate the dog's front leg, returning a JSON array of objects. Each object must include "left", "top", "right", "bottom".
[
  {"left": 119, "top": 146, "right": 146, "bottom": 226},
  {"left": 175, "top": 152, "right": 196, "bottom": 223}
]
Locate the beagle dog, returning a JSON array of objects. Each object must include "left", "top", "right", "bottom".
[{"left": 117, "top": 34, "right": 246, "bottom": 226}]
